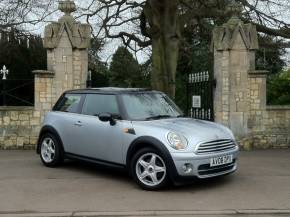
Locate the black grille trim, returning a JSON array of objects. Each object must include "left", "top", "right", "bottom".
[
  {"left": 196, "top": 139, "right": 236, "bottom": 154},
  {"left": 198, "top": 160, "right": 236, "bottom": 176}
]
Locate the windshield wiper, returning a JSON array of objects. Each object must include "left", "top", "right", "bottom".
[{"left": 145, "top": 115, "right": 172, "bottom": 120}]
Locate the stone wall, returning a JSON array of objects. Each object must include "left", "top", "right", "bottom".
[
  {"left": 0, "top": 71, "right": 55, "bottom": 149},
  {"left": 34, "top": 70, "right": 55, "bottom": 112},
  {"left": 242, "top": 71, "right": 290, "bottom": 149},
  {"left": 0, "top": 107, "right": 38, "bottom": 149},
  {"left": 246, "top": 108, "right": 290, "bottom": 149},
  {"left": 212, "top": 11, "right": 290, "bottom": 150}
]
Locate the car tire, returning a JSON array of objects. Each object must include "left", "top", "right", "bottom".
[
  {"left": 131, "top": 147, "right": 169, "bottom": 190},
  {"left": 39, "top": 133, "right": 64, "bottom": 167}
]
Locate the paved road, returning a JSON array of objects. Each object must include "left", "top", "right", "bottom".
[{"left": 0, "top": 149, "right": 290, "bottom": 216}]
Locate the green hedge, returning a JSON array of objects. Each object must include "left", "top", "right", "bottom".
[{"left": 267, "top": 70, "right": 290, "bottom": 105}]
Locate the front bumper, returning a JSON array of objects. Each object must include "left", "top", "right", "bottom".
[{"left": 170, "top": 148, "right": 239, "bottom": 181}]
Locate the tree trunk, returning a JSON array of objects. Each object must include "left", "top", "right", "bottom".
[{"left": 144, "top": 0, "right": 180, "bottom": 98}]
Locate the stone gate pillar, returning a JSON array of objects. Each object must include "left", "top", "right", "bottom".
[
  {"left": 43, "top": 0, "right": 90, "bottom": 103},
  {"left": 211, "top": 4, "right": 259, "bottom": 139}
]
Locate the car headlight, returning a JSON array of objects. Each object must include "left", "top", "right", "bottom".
[{"left": 167, "top": 132, "right": 188, "bottom": 150}]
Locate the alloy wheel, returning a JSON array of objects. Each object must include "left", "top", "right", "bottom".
[
  {"left": 135, "top": 153, "right": 166, "bottom": 187},
  {"left": 41, "top": 137, "right": 56, "bottom": 163}
]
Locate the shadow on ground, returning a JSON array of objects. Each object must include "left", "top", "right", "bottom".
[{"left": 60, "top": 158, "right": 235, "bottom": 192}]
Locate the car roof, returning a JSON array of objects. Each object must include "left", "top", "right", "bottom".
[{"left": 64, "top": 87, "right": 162, "bottom": 95}]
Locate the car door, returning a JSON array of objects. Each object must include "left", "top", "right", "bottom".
[
  {"left": 52, "top": 93, "right": 85, "bottom": 154},
  {"left": 73, "top": 93, "right": 124, "bottom": 164}
]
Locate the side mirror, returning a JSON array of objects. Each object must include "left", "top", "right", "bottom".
[{"left": 98, "top": 113, "right": 116, "bottom": 126}]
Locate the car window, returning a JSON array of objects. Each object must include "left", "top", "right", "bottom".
[
  {"left": 82, "top": 94, "right": 120, "bottom": 116},
  {"left": 121, "top": 93, "right": 182, "bottom": 120},
  {"left": 56, "top": 94, "right": 82, "bottom": 113}
]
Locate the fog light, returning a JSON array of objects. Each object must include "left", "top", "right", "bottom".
[{"left": 182, "top": 163, "right": 193, "bottom": 174}]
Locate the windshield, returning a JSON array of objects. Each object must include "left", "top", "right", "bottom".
[{"left": 121, "top": 93, "right": 183, "bottom": 120}]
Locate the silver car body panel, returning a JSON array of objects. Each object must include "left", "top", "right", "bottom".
[
  {"left": 43, "top": 110, "right": 239, "bottom": 178},
  {"left": 43, "top": 112, "right": 126, "bottom": 164}
]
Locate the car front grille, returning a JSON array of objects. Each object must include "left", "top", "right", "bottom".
[
  {"left": 196, "top": 139, "right": 236, "bottom": 154},
  {"left": 198, "top": 160, "right": 236, "bottom": 176}
]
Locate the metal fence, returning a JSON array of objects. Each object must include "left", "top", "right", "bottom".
[
  {"left": 187, "top": 71, "right": 215, "bottom": 121},
  {"left": 0, "top": 66, "right": 34, "bottom": 106}
]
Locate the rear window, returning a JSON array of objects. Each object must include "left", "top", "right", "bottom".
[{"left": 54, "top": 94, "right": 82, "bottom": 113}]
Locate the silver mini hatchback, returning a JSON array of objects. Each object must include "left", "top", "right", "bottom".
[{"left": 37, "top": 88, "right": 239, "bottom": 190}]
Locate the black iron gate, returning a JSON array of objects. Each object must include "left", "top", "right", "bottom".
[
  {"left": 187, "top": 71, "right": 215, "bottom": 121},
  {"left": 0, "top": 78, "right": 34, "bottom": 106}
]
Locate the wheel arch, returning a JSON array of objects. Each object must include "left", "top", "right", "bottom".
[
  {"left": 126, "top": 136, "right": 178, "bottom": 180},
  {"left": 36, "top": 125, "right": 64, "bottom": 154}
]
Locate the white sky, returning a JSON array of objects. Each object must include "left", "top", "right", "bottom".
[
  {"left": 23, "top": 0, "right": 148, "bottom": 64},
  {"left": 23, "top": 0, "right": 290, "bottom": 66}
]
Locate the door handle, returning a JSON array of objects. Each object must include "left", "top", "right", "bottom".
[{"left": 74, "top": 121, "right": 83, "bottom": 127}]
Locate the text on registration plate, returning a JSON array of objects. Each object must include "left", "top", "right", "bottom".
[{"left": 210, "top": 154, "right": 233, "bottom": 167}]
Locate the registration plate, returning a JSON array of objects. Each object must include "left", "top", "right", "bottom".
[{"left": 210, "top": 155, "right": 233, "bottom": 167}]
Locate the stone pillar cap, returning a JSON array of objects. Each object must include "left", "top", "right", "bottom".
[
  {"left": 58, "top": 0, "right": 76, "bottom": 15},
  {"left": 43, "top": 0, "right": 91, "bottom": 49}
]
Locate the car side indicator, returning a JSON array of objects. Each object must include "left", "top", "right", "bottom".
[{"left": 123, "top": 128, "right": 136, "bottom": 135}]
